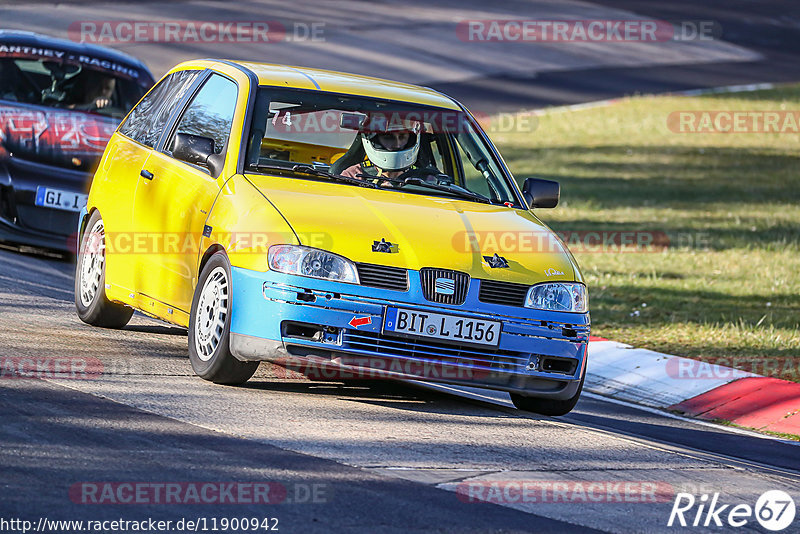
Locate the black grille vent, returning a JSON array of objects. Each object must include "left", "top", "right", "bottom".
[
  {"left": 478, "top": 280, "right": 529, "bottom": 307},
  {"left": 356, "top": 263, "right": 409, "bottom": 291},
  {"left": 342, "top": 330, "right": 528, "bottom": 373},
  {"left": 420, "top": 268, "right": 470, "bottom": 305}
]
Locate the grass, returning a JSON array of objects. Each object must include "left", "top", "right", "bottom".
[
  {"left": 491, "top": 85, "right": 800, "bottom": 380},
  {"left": 712, "top": 419, "right": 800, "bottom": 442}
]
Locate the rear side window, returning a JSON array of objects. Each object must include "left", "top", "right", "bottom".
[
  {"left": 168, "top": 74, "right": 238, "bottom": 157},
  {"left": 118, "top": 70, "right": 199, "bottom": 148}
]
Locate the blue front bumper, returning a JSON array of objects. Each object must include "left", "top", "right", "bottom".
[{"left": 229, "top": 266, "right": 590, "bottom": 398}]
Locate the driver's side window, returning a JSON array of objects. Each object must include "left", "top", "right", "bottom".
[
  {"left": 118, "top": 70, "right": 199, "bottom": 148},
  {"left": 166, "top": 73, "right": 238, "bottom": 164}
]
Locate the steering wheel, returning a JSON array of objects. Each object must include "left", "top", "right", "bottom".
[{"left": 396, "top": 166, "right": 452, "bottom": 185}]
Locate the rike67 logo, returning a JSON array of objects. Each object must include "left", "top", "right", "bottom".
[{"left": 668, "top": 490, "right": 796, "bottom": 531}]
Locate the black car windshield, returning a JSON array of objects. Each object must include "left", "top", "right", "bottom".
[
  {"left": 245, "top": 88, "right": 519, "bottom": 206},
  {"left": 0, "top": 56, "right": 148, "bottom": 119}
]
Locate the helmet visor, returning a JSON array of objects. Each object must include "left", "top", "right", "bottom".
[{"left": 370, "top": 131, "right": 417, "bottom": 151}]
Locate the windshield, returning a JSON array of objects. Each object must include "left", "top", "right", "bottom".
[
  {"left": 245, "top": 88, "right": 520, "bottom": 206},
  {"left": 0, "top": 56, "right": 149, "bottom": 119}
]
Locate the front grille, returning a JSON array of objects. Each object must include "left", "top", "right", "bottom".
[
  {"left": 356, "top": 263, "right": 409, "bottom": 291},
  {"left": 419, "top": 268, "right": 470, "bottom": 305},
  {"left": 341, "top": 329, "right": 529, "bottom": 375},
  {"left": 478, "top": 279, "right": 529, "bottom": 307}
]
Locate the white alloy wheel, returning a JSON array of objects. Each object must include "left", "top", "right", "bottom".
[
  {"left": 193, "top": 266, "right": 229, "bottom": 361},
  {"left": 79, "top": 219, "right": 105, "bottom": 308}
]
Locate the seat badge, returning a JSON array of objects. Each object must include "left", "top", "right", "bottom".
[
  {"left": 372, "top": 238, "right": 396, "bottom": 253},
  {"left": 483, "top": 253, "right": 509, "bottom": 268},
  {"left": 434, "top": 277, "right": 456, "bottom": 295}
]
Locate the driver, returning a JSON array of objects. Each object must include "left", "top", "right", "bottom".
[
  {"left": 340, "top": 117, "right": 422, "bottom": 184},
  {"left": 69, "top": 72, "right": 115, "bottom": 111}
]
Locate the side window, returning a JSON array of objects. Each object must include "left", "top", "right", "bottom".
[
  {"left": 118, "top": 70, "right": 199, "bottom": 148},
  {"left": 168, "top": 74, "right": 237, "bottom": 159}
]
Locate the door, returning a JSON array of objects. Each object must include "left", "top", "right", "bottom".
[
  {"left": 131, "top": 73, "right": 239, "bottom": 320},
  {"left": 100, "top": 69, "right": 201, "bottom": 297}
]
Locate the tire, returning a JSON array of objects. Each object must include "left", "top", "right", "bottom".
[
  {"left": 510, "top": 374, "right": 584, "bottom": 416},
  {"left": 74, "top": 211, "right": 133, "bottom": 328},
  {"left": 188, "top": 252, "right": 258, "bottom": 384}
]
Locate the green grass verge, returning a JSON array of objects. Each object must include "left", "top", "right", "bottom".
[
  {"left": 493, "top": 85, "right": 800, "bottom": 380},
  {"left": 711, "top": 418, "right": 800, "bottom": 442}
]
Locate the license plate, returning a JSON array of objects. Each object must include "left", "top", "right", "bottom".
[
  {"left": 383, "top": 307, "right": 501, "bottom": 347},
  {"left": 34, "top": 186, "right": 87, "bottom": 213}
]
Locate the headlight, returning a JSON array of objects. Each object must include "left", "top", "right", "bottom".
[
  {"left": 525, "top": 283, "right": 587, "bottom": 313},
  {"left": 268, "top": 245, "right": 359, "bottom": 284}
]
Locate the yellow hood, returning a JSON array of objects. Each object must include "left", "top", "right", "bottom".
[{"left": 246, "top": 174, "right": 581, "bottom": 285}]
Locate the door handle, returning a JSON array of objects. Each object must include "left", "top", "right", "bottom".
[{"left": 140, "top": 169, "right": 154, "bottom": 180}]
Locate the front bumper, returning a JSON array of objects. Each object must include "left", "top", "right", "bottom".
[
  {"left": 0, "top": 158, "right": 87, "bottom": 252},
  {"left": 229, "top": 267, "right": 590, "bottom": 399}
]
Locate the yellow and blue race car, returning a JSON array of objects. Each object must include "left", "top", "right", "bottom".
[{"left": 75, "top": 59, "right": 589, "bottom": 415}]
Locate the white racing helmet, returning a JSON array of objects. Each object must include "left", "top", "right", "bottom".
[{"left": 360, "top": 115, "right": 421, "bottom": 171}]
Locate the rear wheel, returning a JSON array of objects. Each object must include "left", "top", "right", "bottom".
[
  {"left": 74, "top": 211, "right": 133, "bottom": 328},
  {"left": 510, "top": 374, "right": 584, "bottom": 416},
  {"left": 188, "top": 252, "right": 258, "bottom": 384}
]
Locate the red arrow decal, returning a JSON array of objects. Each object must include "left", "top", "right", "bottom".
[{"left": 348, "top": 316, "right": 372, "bottom": 328}]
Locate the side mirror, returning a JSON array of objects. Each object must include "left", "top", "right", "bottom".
[
  {"left": 522, "top": 178, "right": 560, "bottom": 208},
  {"left": 172, "top": 132, "right": 221, "bottom": 175}
]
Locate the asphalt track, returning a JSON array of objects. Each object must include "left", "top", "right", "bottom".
[
  {"left": 4, "top": 0, "right": 798, "bottom": 112},
  {"left": 2, "top": 1, "right": 800, "bottom": 532},
  {"left": 1, "top": 249, "right": 799, "bottom": 533},
  {"left": 434, "top": 0, "right": 800, "bottom": 110}
]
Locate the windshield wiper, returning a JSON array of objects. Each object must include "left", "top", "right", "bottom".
[
  {"left": 368, "top": 175, "right": 491, "bottom": 204},
  {"left": 253, "top": 163, "right": 379, "bottom": 189},
  {"left": 408, "top": 178, "right": 491, "bottom": 203}
]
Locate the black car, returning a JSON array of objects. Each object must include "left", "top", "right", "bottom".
[{"left": 0, "top": 30, "right": 154, "bottom": 252}]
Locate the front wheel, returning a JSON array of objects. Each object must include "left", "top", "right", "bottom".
[
  {"left": 74, "top": 211, "right": 133, "bottom": 328},
  {"left": 188, "top": 252, "right": 258, "bottom": 384},
  {"left": 510, "top": 374, "right": 584, "bottom": 416}
]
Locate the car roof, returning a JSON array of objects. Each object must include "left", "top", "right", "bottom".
[
  {"left": 219, "top": 60, "right": 460, "bottom": 110},
  {"left": 0, "top": 30, "right": 152, "bottom": 76}
]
